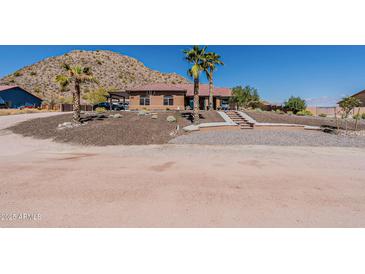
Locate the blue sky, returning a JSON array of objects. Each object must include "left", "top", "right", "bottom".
[{"left": 0, "top": 45, "right": 364, "bottom": 106}]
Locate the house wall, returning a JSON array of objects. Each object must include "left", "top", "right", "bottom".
[
  {"left": 354, "top": 92, "right": 365, "bottom": 107},
  {"left": 129, "top": 94, "right": 185, "bottom": 110},
  {"left": 0, "top": 87, "right": 42, "bottom": 108}
]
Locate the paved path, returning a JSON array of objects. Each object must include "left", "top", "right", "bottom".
[
  {"left": 1, "top": 113, "right": 365, "bottom": 227},
  {"left": 0, "top": 112, "right": 65, "bottom": 130}
]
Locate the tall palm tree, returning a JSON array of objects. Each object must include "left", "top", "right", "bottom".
[
  {"left": 203, "top": 52, "right": 224, "bottom": 110},
  {"left": 183, "top": 46, "right": 207, "bottom": 125},
  {"left": 56, "top": 64, "right": 97, "bottom": 123}
]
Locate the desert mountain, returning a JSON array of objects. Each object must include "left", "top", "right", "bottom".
[{"left": 0, "top": 50, "right": 189, "bottom": 101}]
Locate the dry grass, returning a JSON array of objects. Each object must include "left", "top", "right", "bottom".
[{"left": 0, "top": 108, "right": 53, "bottom": 116}]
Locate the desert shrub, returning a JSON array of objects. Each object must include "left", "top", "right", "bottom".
[
  {"left": 284, "top": 96, "right": 306, "bottom": 114},
  {"left": 297, "top": 110, "right": 313, "bottom": 116},
  {"left": 83, "top": 87, "right": 108, "bottom": 106},
  {"left": 230, "top": 85, "right": 260, "bottom": 109},
  {"left": 95, "top": 107, "right": 106, "bottom": 113},
  {"left": 362, "top": 113, "right": 365, "bottom": 120},
  {"left": 353, "top": 113, "right": 361, "bottom": 120},
  {"left": 275, "top": 109, "right": 284, "bottom": 114},
  {"left": 286, "top": 110, "right": 293, "bottom": 115},
  {"left": 339, "top": 96, "right": 361, "bottom": 118},
  {"left": 318, "top": 113, "right": 327, "bottom": 117},
  {"left": 30, "top": 71, "right": 37, "bottom": 76},
  {"left": 254, "top": 108, "right": 263, "bottom": 112},
  {"left": 13, "top": 71, "right": 22, "bottom": 77}
]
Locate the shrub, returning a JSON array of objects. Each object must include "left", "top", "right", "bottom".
[
  {"left": 275, "top": 109, "right": 284, "bottom": 114},
  {"left": 318, "top": 113, "right": 327, "bottom": 117},
  {"left": 30, "top": 71, "right": 37, "bottom": 76},
  {"left": 286, "top": 110, "right": 293, "bottom": 115},
  {"left": 297, "top": 110, "right": 313, "bottom": 116},
  {"left": 362, "top": 113, "right": 365, "bottom": 120},
  {"left": 284, "top": 96, "right": 306, "bottom": 114},
  {"left": 13, "top": 71, "right": 22, "bottom": 77},
  {"left": 95, "top": 107, "right": 106, "bottom": 113},
  {"left": 254, "top": 108, "right": 263, "bottom": 112},
  {"left": 339, "top": 96, "right": 361, "bottom": 118},
  {"left": 353, "top": 113, "right": 361, "bottom": 120}
]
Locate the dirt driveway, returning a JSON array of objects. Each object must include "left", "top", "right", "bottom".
[{"left": 1, "top": 113, "right": 365, "bottom": 227}]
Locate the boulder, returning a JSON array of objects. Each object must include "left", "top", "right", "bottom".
[
  {"left": 138, "top": 110, "right": 147, "bottom": 116},
  {"left": 183, "top": 125, "right": 200, "bottom": 132},
  {"left": 166, "top": 116, "right": 176, "bottom": 122},
  {"left": 151, "top": 114, "right": 158, "bottom": 119},
  {"left": 109, "top": 113, "right": 122, "bottom": 118}
]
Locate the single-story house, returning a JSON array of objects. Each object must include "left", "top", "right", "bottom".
[
  {"left": 126, "top": 83, "right": 231, "bottom": 110},
  {"left": 0, "top": 85, "right": 42, "bottom": 108}
]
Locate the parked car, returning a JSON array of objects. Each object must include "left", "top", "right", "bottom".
[
  {"left": 221, "top": 103, "right": 229, "bottom": 111},
  {"left": 113, "top": 102, "right": 129, "bottom": 110},
  {"left": 19, "top": 103, "right": 37, "bottom": 109},
  {"left": 93, "top": 102, "right": 128, "bottom": 111}
]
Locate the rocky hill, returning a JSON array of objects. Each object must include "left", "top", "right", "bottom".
[{"left": 0, "top": 50, "right": 189, "bottom": 101}]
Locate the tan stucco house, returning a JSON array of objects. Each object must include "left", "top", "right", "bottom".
[{"left": 126, "top": 83, "right": 231, "bottom": 110}]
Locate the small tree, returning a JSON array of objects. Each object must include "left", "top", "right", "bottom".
[
  {"left": 55, "top": 64, "right": 97, "bottom": 123},
  {"left": 284, "top": 96, "right": 306, "bottom": 114},
  {"left": 339, "top": 96, "right": 361, "bottom": 132},
  {"left": 83, "top": 87, "right": 109, "bottom": 108},
  {"left": 229, "top": 85, "right": 260, "bottom": 109}
]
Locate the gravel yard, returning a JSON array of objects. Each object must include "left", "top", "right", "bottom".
[
  {"left": 8, "top": 112, "right": 190, "bottom": 146},
  {"left": 245, "top": 110, "right": 365, "bottom": 130},
  {"left": 170, "top": 128, "right": 365, "bottom": 147}
]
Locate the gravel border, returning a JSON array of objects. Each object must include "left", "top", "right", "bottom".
[{"left": 170, "top": 129, "right": 365, "bottom": 147}]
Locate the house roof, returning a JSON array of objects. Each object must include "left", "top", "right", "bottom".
[
  {"left": 127, "top": 83, "right": 232, "bottom": 97},
  {"left": 351, "top": 89, "right": 365, "bottom": 97},
  {"left": 0, "top": 85, "right": 18, "bottom": 92},
  {"left": 0, "top": 85, "right": 42, "bottom": 101}
]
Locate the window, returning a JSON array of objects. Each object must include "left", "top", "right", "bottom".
[
  {"left": 163, "top": 95, "right": 174, "bottom": 106},
  {"left": 140, "top": 95, "right": 150, "bottom": 106}
]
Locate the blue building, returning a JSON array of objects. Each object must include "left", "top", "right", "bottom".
[{"left": 0, "top": 85, "right": 42, "bottom": 108}]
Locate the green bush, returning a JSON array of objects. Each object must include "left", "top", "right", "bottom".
[
  {"left": 30, "top": 71, "right": 37, "bottom": 76},
  {"left": 318, "top": 113, "right": 327, "bottom": 117},
  {"left": 362, "top": 113, "right": 365, "bottom": 120},
  {"left": 13, "top": 71, "right": 22, "bottom": 77},
  {"left": 353, "top": 113, "right": 361, "bottom": 120},
  {"left": 286, "top": 110, "right": 293, "bottom": 115},
  {"left": 284, "top": 96, "right": 306, "bottom": 114},
  {"left": 95, "top": 107, "right": 106, "bottom": 113},
  {"left": 254, "top": 108, "right": 263, "bottom": 112},
  {"left": 297, "top": 110, "right": 313, "bottom": 116},
  {"left": 275, "top": 109, "right": 284, "bottom": 114}
]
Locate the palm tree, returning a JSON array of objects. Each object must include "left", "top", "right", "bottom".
[
  {"left": 183, "top": 46, "right": 207, "bottom": 125},
  {"left": 55, "top": 64, "right": 97, "bottom": 123},
  {"left": 203, "top": 52, "right": 224, "bottom": 110}
]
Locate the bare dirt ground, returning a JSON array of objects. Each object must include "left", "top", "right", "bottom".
[{"left": 1, "top": 113, "right": 365, "bottom": 227}]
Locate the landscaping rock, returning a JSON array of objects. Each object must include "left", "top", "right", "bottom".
[
  {"left": 151, "top": 114, "right": 158, "bottom": 119},
  {"left": 109, "top": 114, "right": 122, "bottom": 118},
  {"left": 57, "top": 121, "right": 82, "bottom": 130},
  {"left": 138, "top": 110, "right": 147, "bottom": 116},
  {"left": 166, "top": 116, "right": 176, "bottom": 122},
  {"left": 183, "top": 125, "right": 200, "bottom": 132}
]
